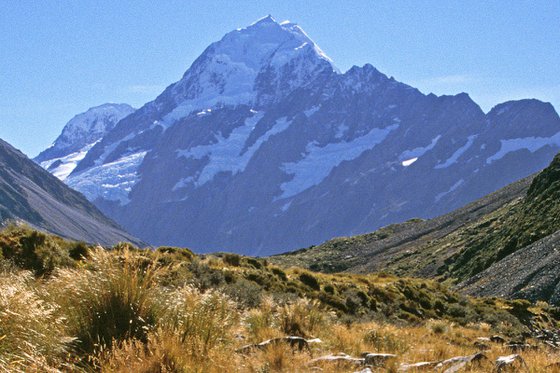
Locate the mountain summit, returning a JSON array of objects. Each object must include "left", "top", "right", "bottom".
[{"left": 38, "top": 17, "right": 560, "bottom": 254}]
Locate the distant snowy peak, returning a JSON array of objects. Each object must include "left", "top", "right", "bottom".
[
  {"left": 35, "top": 103, "right": 135, "bottom": 180},
  {"left": 37, "top": 103, "right": 135, "bottom": 160},
  {"left": 55, "top": 103, "right": 135, "bottom": 151}
]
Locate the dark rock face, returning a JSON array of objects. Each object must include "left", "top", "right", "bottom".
[
  {"left": 0, "top": 139, "right": 140, "bottom": 246},
  {"left": 38, "top": 17, "right": 560, "bottom": 255}
]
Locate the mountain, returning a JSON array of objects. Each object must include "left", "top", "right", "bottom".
[
  {"left": 273, "top": 152, "right": 560, "bottom": 303},
  {"left": 0, "top": 138, "right": 140, "bottom": 246},
  {"left": 35, "top": 103, "right": 135, "bottom": 181},
  {"left": 39, "top": 16, "right": 560, "bottom": 255}
]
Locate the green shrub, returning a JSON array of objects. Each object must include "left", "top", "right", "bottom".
[
  {"left": 271, "top": 267, "right": 287, "bottom": 281},
  {"left": 223, "top": 253, "right": 241, "bottom": 266},
  {"left": 0, "top": 227, "right": 74, "bottom": 276},
  {"left": 246, "top": 257, "right": 263, "bottom": 269},
  {"left": 156, "top": 246, "right": 194, "bottom": 262},
  {"left": 223, "top": 279, "right": 263, "bottom": 308},
  {"left": 299, "top": 272, "right": 320, "bottom": 290}
]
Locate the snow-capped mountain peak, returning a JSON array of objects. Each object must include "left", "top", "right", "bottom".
[
  {"left": 38, "top": 17, "right": 560, "bottom": 255},
  {"left": 165, "top": 15, "right": 337, "bottom": 120}
]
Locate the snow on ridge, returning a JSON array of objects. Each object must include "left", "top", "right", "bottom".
[
  {"left": 435, "top": 179, "right": 465, "bottom": 202},
  {"left": 67, "top": 151, "right": 147, "bottom": 205},
  {"left": 398, "top": 135, "right": 441, "bottom": 165},
  {"left": 174, "top": 113, "right": 292, "bottom": 189},
  {"left": 40, "top": 142, "right": 99, "bottom": 181},
  {"left": 278, "top": 124, "right": 399, "bottom": 199},
  {"left": 486, "top": 131, "right": 560, "bottom": 164},
  {"left": 435, "top": 135, "right": 478, "bottom": 169}
]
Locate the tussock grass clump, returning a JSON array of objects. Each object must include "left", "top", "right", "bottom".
[
  {"left": 100, "top": 288, "right": 238, "bottom": 373},
  {"left": 427, "top": 319, "right": 451, "bottom": 335},
  {"left": 363, "top": 327, "right": 409, "bottom": 354},
  {"left": 279, "top": 298, "right": 330, "bottom": 337},
  {"left": 48, "top": 247, "right": 164, "bottom": 354},
  {"left": 0, "top": 271, "right": 73, "bottom": 371}
]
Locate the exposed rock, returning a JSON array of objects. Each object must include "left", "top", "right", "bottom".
[
  {"left": 308, "top": 352, "right": 364, "bottom": 366},
  {"left": 506, "top": 343, "right": 537, "bottom": 352},
  {"left": 398, "top": 360, "right": 441, "bottom": 371},
  {"left": 361, "top": 352, "right": 397, "bottom": 366},
  {"left": 436, "top": 352, "right": 487, "bottom": 373},
  {"left": 236, "top": 336, "right": 321, "bottom": 354},
  {"left": 495, "top": 354, "right": 528, "bottom": 372},
  {"left": 490, "top": 335, "right": 506, "bottom": 344}
]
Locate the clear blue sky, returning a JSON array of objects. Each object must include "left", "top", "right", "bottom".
[{"left": 1, "top": 0, "right": 559, "bottom": 157}]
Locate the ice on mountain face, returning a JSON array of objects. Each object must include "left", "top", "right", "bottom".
[
  {"left": 67, "top": 151, "right": 147, "bottom": 205},
  {"left": 401, "top": 157, "right": 418, "bottom": 167},
  {"left": 398, "top": 135, "right": 441, "bottom": 164},
  {"left": 304, "top": 106, "right": 320, "bottom": 117},
  {"left": 278, "top": 124, "right": 399, "bottom": 199},
  {"left": 174, "top": 113, "right": 292, "bottom": 189},
  {"left": 486, "top": 131, "right": 560, "bottom": 164},
  {"left": 40, "top": 142, "right": 98, "bottom": 181},
  {"left": 280, "top": 200, "right": 292, "bottom": 212},
  {"left": 161, "top": 16, "right": 335, "bottom": 129},
  {"left": 335, "top": 123, "right": 349, "bottom": 139},
  {"left": 435, "top": 179, "right": 465, "bottom": 202},
  {"left": 435, "top": 135, "right": 478, "bottom": 169}
]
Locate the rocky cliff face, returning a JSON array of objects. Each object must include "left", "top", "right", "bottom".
[{"left": 38, "top": 16, "right": 560, "bottom": 255}]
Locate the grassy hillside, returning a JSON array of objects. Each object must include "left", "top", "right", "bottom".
[
  {"left": 1, "top": 226, "right": 560, "bottom": 372},
  {"left": 273, "top": 154, "right": 560, "bottom": 287}
]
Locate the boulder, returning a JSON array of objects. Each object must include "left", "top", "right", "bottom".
[
  {"left": 309, "top": 352, "right": 365, "bottom": 366},
  {"left": 361, "top": 353, "right": 397, "bottom": 367},
  {"left": 495, "top": 354, "right": 528, "bottom": 372},
  {"left": 436, "top": 353, "right": 487, "bottom": 373}
]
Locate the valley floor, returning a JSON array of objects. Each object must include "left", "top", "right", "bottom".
[{"left": 1, "top": 226, "right": 560, "bottom": 372}]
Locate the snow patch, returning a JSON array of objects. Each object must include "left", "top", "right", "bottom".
[
  {"left": 486, "top": 131, "right": 560, "bottom": 164},
  {"left": 435, "top": 135, "right": 477, "bottom": 169},
  {"left": 175, "top": 113, "right": 292, "bottom": 188},
  {"left": 399, "top": 135, "right": 441, "bottom": 163},
  {"left": 304, "top": 106, "right": 320, "bottom": 117},
  {"left": 281, "top": 200, "right": 292, "bottom": 212},
  {"left": 435, "top": 179, "right": 464, "bottom": 202},
  {"left": 278, "top": 124, "right": 398, "bottom": 199},
  {"left": 401, "top": 157, "right": 418, "bottom": 167}
]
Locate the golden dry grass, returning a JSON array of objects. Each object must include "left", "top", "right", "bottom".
[{"left": 1, "top": 241, "right": 560, "bottom": 372}]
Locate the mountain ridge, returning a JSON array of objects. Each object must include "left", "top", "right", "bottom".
[{"left": 37, "top": 16, "right": 560, "bottom": 255}]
